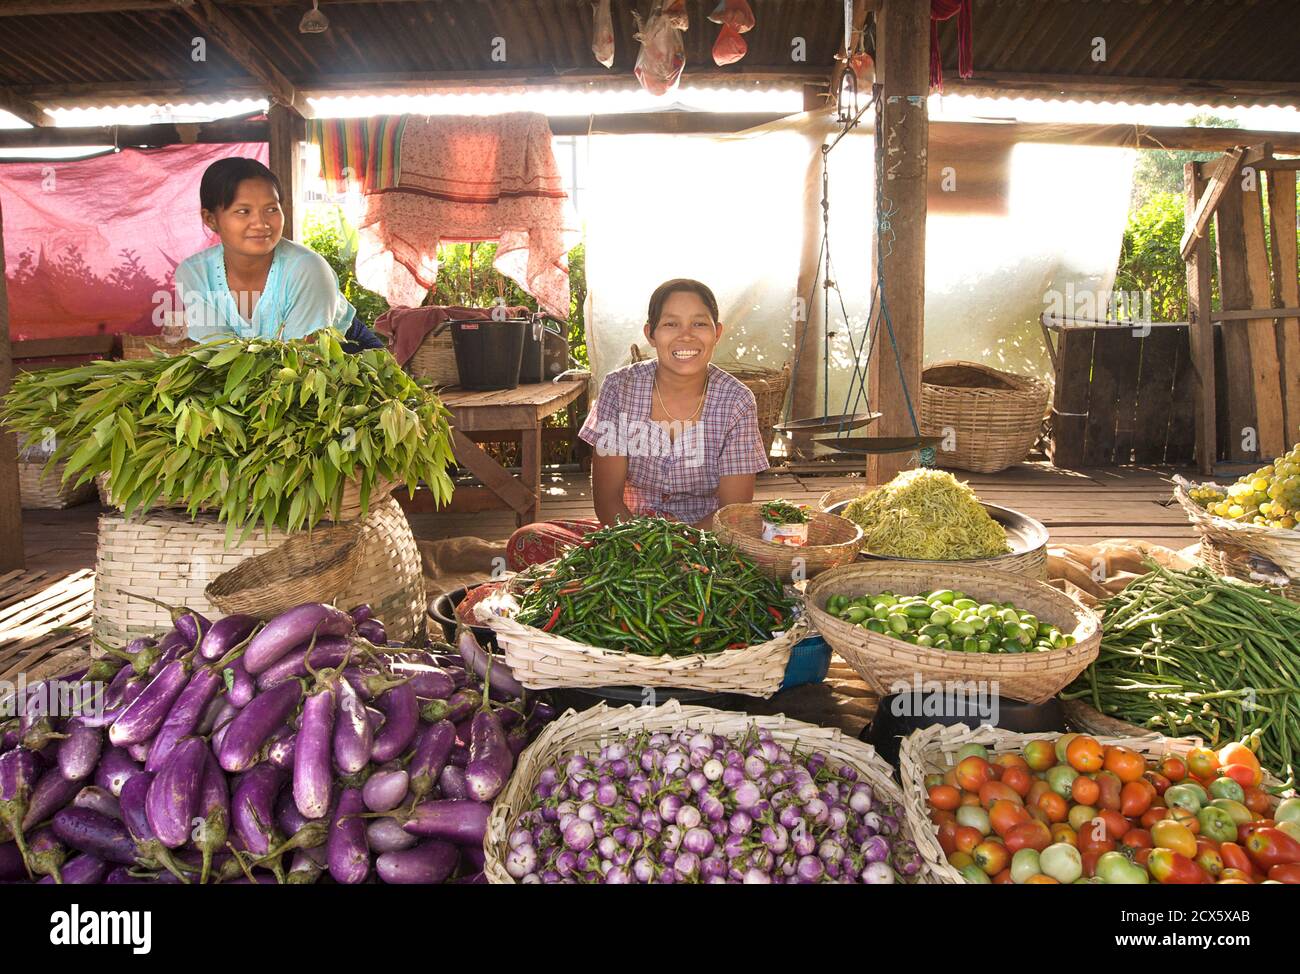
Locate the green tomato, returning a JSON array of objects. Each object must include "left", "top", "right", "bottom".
[
  {"left": 1040, "top": 843, "right": 1083, "bottom": 884},
  {"left": 1208, "top": 798, "right": 1253, "bottom": 826},
  {"left": 1068, "top": 804, "right": 1098, "bottom": 833},
  {"left": 1095, "top": 850, "right": 1149, "bottom": 885},
  {"left": 954, "top": 743, "right": 990, "bottom": 764},
  {"left": 1278, "top": 821, "right": 1300, "bottom": 843},
  {"left": 1164, "top": 783, "right": 1204, "bottom": 814},
  {"left": 924, "top": 773, "right": 945, "bottom": 790},
  {"left": 1010, "top": 848, "right": 1042, "bottom": 884},
  {"left": 1197, "top": 805, "right": 1238, "bottom": 844},
  {"left": 959, "top": 863, "right": 992, "bottom": 885},
  {"left": 956, "top": 804, "right": 992, "bottom": 836},
  {"left": 1274, "top": 797, "right": 1300, "bottom": 825},
  {"left": 1208, "top": 777, "right": 1245, "bottom": 803},
  {"left": 1046, "top": 764, "right": 1079, "bottom": 798}
]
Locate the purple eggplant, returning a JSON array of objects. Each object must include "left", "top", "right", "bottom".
[
  {"left": 420, "top": 687, "right": 481, "bottom": 724},
  {"left": 264, "top": 726, "right": 297, "bottom": 771},
  {"left": 39, "top": 852, "right": 108, "bottom": 885},
  {"left": 461, "top": 843, "right": 486, "bottom": 871},
  {"left": 217, "top": 679, "right": 303, "bottom": 773},
  {"left": 506, "top": 722, "right": 530, "bottom": 759},
  {"left": 348, "top": 604, "right": 374, "bottom": 625},
  {"left": 51, "top": 807, "right": 138, "bottom": 865},
  {"left": 294, "top": 685, "right": 336, "bottom": 819},
  {"left": 0, "top": 841, "right": 25, "bottom": 881},
  {"left": 244, "top": 603, "right": 354, "bottom": 675},
  {"left": 145, "top": 736, "right": 206, "bottom": 848},
  {"left": 327, "top": 787, "right": 370, "bottom": 884},
  {"left": 464, "top": 709, "right": 512, "bottom": 802},
  {"left": 20, "top": 715, "right": 66, "bottom": 753},
  {"left": 0, "top": 747, "right": 39, "bottom": 875},
  {"left": 108, "top": 656, "right": 193, "bottom": 747},
  {"left": 449, "top": 871, "right": 486, "bottom": 885},
  {"left": 198, "top": 613, "right": 259, "bottom": 661},
  {"left": 409, "top": 720, "right": 456, "bottom": 806},
  {"left": 366, "top": 817, "right": 419, "bottom": 853},
  {"left": 94, "top": 746, "right": 144, "bottom": 798},
  {"left": 385, "top": 661, "right": 455, "bottom": 700},
  {"left": 144, "top": 663, "right": 225, "bottom": 772},
  {"left": 254, "top": 636, "right": 351, "bottom": 692},
  {"left": 232, "top": 764, "right": 285, "bottom": 857},
  {"left": 275, "top": 787, "right": 312, "bottom": 837},
  {"left": 400, "top": 800, "right": 490, "bottom": 845},
  {"left": 286, "top": 846, "right": 326, "bottom": 884},
  {"left": 56, "top": 719, "right": 104, "bottom": 782},
  {"left": 376, "top": 839, "right": 458, "bottom": 884},
  {"left": 363, "top": 769, "right": 409, "bottom": 813},
  {"left": 22, "top": 768, "right": 81, "bottom": 830},
  {"left": 438, "top": 765, "right": 469, "bottom": 800},
  {"left": 332, "top": 674, "right": 372, "bottom": 775},
  {"left": 370, "top": 682, "right": 419, "bottom": 763},
  {"left": 80, "top": 674, "right": 146, "bottom": 729},
  {"left": 121, "top": 592, "right": 208, "bottom": 648},
  {"left": 449, "top": 743, "right": 469, "bottom": 769},
  {"left": 226, "top": 656, "right": 256, "bottom": 708},
  {"left": 355, "top": 619, "right": 387, "bottom": 644},
  {"left": 126, "top": 741, "right": 150, "bottom": 763},
  {"left": 195, "top": 750, "right": 229, "bottom": 883},
  {"left": 72, "top": 786, "right": 120, "bottom": 821},
  {"left": 27, "top": 826, "right": 67, "bottom": 882},
  {"left": 457, "top": 627, "right": 525, "bottom": 698}
]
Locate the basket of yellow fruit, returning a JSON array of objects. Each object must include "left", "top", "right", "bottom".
[{"left": 1174, "top": 447, "right": 1300, "bottom": 578}]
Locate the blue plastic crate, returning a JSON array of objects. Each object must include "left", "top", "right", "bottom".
[{"left": 780, "top": 634, "right": 832, "bottom": 691}]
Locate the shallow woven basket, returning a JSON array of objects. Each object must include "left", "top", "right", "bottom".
[
  {"left": 816, "top": 484, "right": 1048, "bottom": 581},
  {"left": 19, "top": 459, "right": 96, "bottom": 509},
  {"left": 898, "top": 723, "right": 1287, "bottom": 885},
  {"left": 920, "top": 361, "right": 1049, "bottom": 474},
  {"left": 711, "top": 503, "right": 862, "bottom": 581},
  {"left": 93, "top": 497, "right": 424, "bottom": 645},
  {"left": 1173, "top": 479, "right": 1300, "bottom": 579},
  {"left": 487, "top": 612, "right": 807, "bottom": 699},
  {"left": 1060, "top": 698, "right": 1157, "bottom": 738},
  {"left": 1197, "top": 535, "right": 1299, "bottom": 603},
  {"left": 408, "top": 328, "right": 459, "bottom": 387},
  {"left": 204, "top": 523, "right": 364, "bottom": 619},
  {"left": 120, "top": 333, "right": 198, "bottom": 360},
  {"left": 485, "top": 699, "right": 934, "bottom": 884},
  {"left": 805, "top": 561, "right": 1100, "bottom": 705}
]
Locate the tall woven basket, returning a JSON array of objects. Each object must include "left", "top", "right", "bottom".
[
  {"left": 1197, "top": 534, "right": 1299, "bottom": 603},
  {"left": 485, "top": 700, "right": 935, "bottom": 884},
  {"left": 92, "top": 497, "right": 425, "bottom": 645},
  {"left": 898, "top": 723, "right": 1286, "bottom": 884},
  {"left": 408, "top": 329, "right": 459, "bottom": 387},
  {"left": 920, "top": 361, "right": 1049, "bottom": 473},
  {"left": 805, "top": 561, "right": 1100, "bottom": 705},
  {"left": 119, "top": 333, "right": 198, "bottom": 360},
  {"left": 19, "top": 459, "right": 96, "bottom": 509}
]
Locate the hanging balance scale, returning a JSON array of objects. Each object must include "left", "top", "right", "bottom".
[{"left": 776, "top": 48, "right": 940, "bottom": 462}]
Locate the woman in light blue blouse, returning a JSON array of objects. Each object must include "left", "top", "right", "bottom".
[{"left": 176, "top": 157, "right": 382, "bottom": 351}]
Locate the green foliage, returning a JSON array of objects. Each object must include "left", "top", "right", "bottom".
[
  {"left": 1115, "top": 192, "right": 1195, "bottom": 322},
  {"left": 1130, "top": 113, "right": 1240, "bottom": 209},
  {"left": 302, "top": 209, "right": 391, "bottom": 326}
]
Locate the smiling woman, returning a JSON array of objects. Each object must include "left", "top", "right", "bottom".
[
  {"left": 504, "top": 278, "right": 770, "bottom": 570},
  {"left": 174, "top": 157, "right": 382, "bottom": 350}
]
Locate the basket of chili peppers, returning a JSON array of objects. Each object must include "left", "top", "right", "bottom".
[{"left": 488, "top": 518, "right": 807, "bottom": 698}]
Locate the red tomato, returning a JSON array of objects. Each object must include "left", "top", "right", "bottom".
[
  {"left": 928, "top": 785, "right": 961, "bottom": 811},
  {"left": 1243, "top": 787, "right": 1273, "bottom": 816},
  {"left": 1001, "top": 766, "right": 1032, "bottom": 799},
  {"left": 954, "top": 826, "right": 983, "bottom": 854},
  {"left": 989, "top": 798, "right": 1031, "bottom": 838},
  {"left": 1098, "top": 809, "right": 1131, "bottom": 840},
  {"left": 993, "top": 867, "right": 1015, "bottom": 884},
  {"left": 1143, "top": 770, "right": 1171, "bottom": 796},
  {"left": 1148, "top": 848, "right": 1207, "bottom": 884},
  {"left": 1071, "top": 776, "right": 1101, "bottom": 807},
  {"left": 1218, "top": 742, "right": 1263, "bottom": 788},
  {"left": 1081, "top": 850, "right": 1101, "bottom": 878},
  {"left": 955, "top": 756, "right": 993, "bottom": 793},
  {"left": 1122, "top": 828, "right": 1153, "bottom": 851},
  {"left": 1159, "top": 755, "right": 1187, "bottom": 783},
  {"left": 1219, "top": 841, "right": 1255, "bottom": 877},
  {"left": 1121, "top": 780, "right": 1155, "bottom": 818},
  {"left": 1141, "top": 806, "right": 1170, "bottom": 829},
  {"left": 1268, "top": 863, "right": 1300, "bottom": 884},
  {"left": 1186, "top": 747, "right": 1220, "bottom": 781},
  {"left": 1103, "top": 746, "right": 1146, "bottom": 784},
  {"left": 1222, "top": 763, "right": 1259, "bottom": 790},
  {"left": 937, "top": 819, "right": 959, "bottom": 856},
  {"left": 1004, "top": 820, "right": 1052, "bottom": 854},
  {"left": 1094, "top": 770, "right": 1123, "bottom": 811},
  {"left": 1245, "top": 828, "right": 1300, "bottom": 870},
  {"left": 979, "top": 781, "right": 1022, "bottom": 809}
]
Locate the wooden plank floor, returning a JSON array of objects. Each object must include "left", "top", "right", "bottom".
[{"left": 18, "top": 462, "right": 1204, "bottom": 576}]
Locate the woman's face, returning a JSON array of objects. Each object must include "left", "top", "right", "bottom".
[
  {"left": 202, "top": 178, "right": 283, "bottom": 261},
  {"left": 645, "top": 290, "right": 722, "bottom": 379}
]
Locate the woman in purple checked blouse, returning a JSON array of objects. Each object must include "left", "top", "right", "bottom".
[{"left": 504, "top": 278, "right": 769, "bottom": 570}]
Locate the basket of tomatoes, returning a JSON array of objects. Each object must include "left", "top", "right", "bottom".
[{"left": 899, "top": 723, "right": 1298, "bottom": 885}]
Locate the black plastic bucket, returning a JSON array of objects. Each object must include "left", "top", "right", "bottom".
[
  {"left": 519, "top": 318, "right": 569, "bottom": 384},
  {"left": 449, "top": 317, "right": 526, "bottom": 390}
]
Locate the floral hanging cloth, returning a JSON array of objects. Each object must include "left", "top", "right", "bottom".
[
  {"left": 355, "top": 113, "right": 579, "bottom": 319},
  {"left": 930, "top": 0, "right": 973, "bottom": 92}
]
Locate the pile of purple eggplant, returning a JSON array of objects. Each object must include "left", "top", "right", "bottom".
[
  {"left": 0, "top": 600, "right": 553, "bottom": 885},
  {"left": 505, "top": 725, "right": 923, "bottom": 883}
]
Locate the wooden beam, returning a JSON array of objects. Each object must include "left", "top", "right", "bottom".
[
  {"left": 1266, "top": 168, "right": 1300, "bottom": 443},
  {"left": 1212, "top": 308, "right": 1300, "bottom": 321},
  {"left": 181, "top": 0, "right": 303, "bottom": 113},
  {"left": 1239, "top": 165, "right": 1287, "bottom": 460},
  {"left": 1213, "top": 180, "right": 1259, "bottom": 463},
  {"left": 865, "top": 0, "right": 927, "bottom": 486},
  {"left": 0, "top": 117, "right": 267, "bottom": 150},
  {"left": 12, "top": 336, "right": 115, "bottom": 359},
  {"left": 0, "top": 89, "right": 51, "bottom": 127},
  {"left": 1180, "top": 146, "right": 1245, "bottom": 260},
  {"left": 0, "top": 197, "right": 26, "bottom": 572},
  {"left": 947, "top": 70, "right": 1300, "bottom": 106},
  {"left": 0, "top": 0, "right": 475, "bottom": 12},
  {"left": 1184, "top": 161, "right": 1216, "bottom": 475},
  {"left": 551, "top": 112, "right": 790, "bottom": 136},
  {"left": 267, "top": 104, "right": 303, "bottom": 240}
]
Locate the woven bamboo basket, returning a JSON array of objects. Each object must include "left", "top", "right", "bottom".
[
  {"left": 920, "top": 361, "right": 1050, "bottom": 473},
  {"left": 805, "top": 561, "right": 1100, "bottom": 705},
  {"left": 898, "top": 723, "right": 1288, "bottom": 884},
  {"left": 204, "top": 523, "right": 364, "bottom": 618},
  {"left": 485, "top": 699, "right": 934, "bottom": 884},
  {"left": 1197, "top": 535, "right": 1299, "bottom": 603},
  {"left": 408, "top": 328, "right": 459, "bottom": 387},
  {"left": 816, "top": 484, "right": 1049, "bottom": 581},
  {"left": 1060, "top": 698, "right": 1157, "bottom": 738},
  {"left": 711, "top": 502, "right": 862, "bottom": 581},
  {"left": 120, "top": 333, "right": 198, "bottom": 360},
  {"left": 486, "top": 612, "right": 807, "bottom": 698},
  {"left": 18, "top": 459, "right": 96, "bottom": 509},
  {"left": 1173, "top": 479, "right": 1300, "bottom": 579},
  {"left": 92, "top": 497, "right": 424, "bottom": 645}
]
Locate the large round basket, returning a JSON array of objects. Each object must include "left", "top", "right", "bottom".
[
  {"left": 486, "top": 612, "right": 806, "bottom": 699},
  {"left": 408, "top": 328, "right": 459, "bottom": 387},
  {"left": 817, "top": 485, "right": 1049, "bottom": 580},
  {"left": 711, "top": 503, "right": 861, "bottom": 581},
  {"left": 1173, "top": 479, "right": 1300, "bottom": 579},
  {"left": 920, "top": 361, "right": 1049, "bottom": 474},
  {"left": 19, "top": 458, "right": 96, "bottom": 509},
  {"left": 92, "top": 497, "right": 425, "bottom": 645},
  {"left": 898, "top": 723, "right": 1288, "bottom": 884},
  {"left": 1196, "top": 534, "right": 1299, "bottom": 603},
  {"left": 805, "top": 561, "right": 1100, "bottom": 705},
  {"left": 485, "top": 699, "right": 935, "bottom": 884},
  {"left": 204, "top": 523, "right": 364, "bottom": 619}
]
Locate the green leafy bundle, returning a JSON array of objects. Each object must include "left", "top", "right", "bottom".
[{"left": 2, "top": 332, "right": 455, "bottom": 541}]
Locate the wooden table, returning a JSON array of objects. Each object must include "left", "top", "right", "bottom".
[{"left": 399, "top": 378, "right": 590, "bottom": 527}]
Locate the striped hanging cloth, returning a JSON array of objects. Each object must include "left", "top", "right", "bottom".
[{"left": 307, "top": 116, "right": 407, "bottom": 194}]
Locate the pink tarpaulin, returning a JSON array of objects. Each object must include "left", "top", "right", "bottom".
[{"left": 0, "top": 142, "right": 267, "bottom": 341}]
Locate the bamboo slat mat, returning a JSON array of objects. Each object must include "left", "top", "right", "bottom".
[{"left": 0, "top": 569, "right": 96, "bottom": 683}]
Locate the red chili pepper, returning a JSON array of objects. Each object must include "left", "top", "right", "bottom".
[
  {"left": 727, "top": 642, "right": 746, "bottom": 649},
  {"left": 541, "top": 605, "right": 562, "bottom": 632},
  {"left": 621, "top": 620, "right": 629, "bottom": 632},
  {"left": 695, "top": 609, "right": 705, "bottom": 626},
  {"left": 767, "top": 606, "right": 784, "bottom": 623},
  {"left": 693, "top": 636, "right": 702, "bottom": 645},
  {"left": 632, "top": 542, "right": 642, "bottom": 551}
]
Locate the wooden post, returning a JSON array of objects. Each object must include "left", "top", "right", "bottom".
[
  {"left": 1266, "top": 168, "right": 1300, "bottom": 444},
  {"left": 0, "top": 197, "right": 25, "bottom": 571},
  {"left": 1212, "top": 178, "right": 1259, "bottom": 462},
  {"left": 866, "top": 0, "right": 928, "bottom": 485},
  {"left": 1184, "top": 162, "right": 1217, "bottom": 474},
  {"left": 1238, "top": 165, "right": 1287, "bottom": 460},
  {"left": 268, "top": 105, "right": 305, "bottom": 241}
]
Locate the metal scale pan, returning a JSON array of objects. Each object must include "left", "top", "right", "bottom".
[
  {"left": 813, "top": 434, "right": 945, "bottom": 455},
  {"left": 773, "top": 411, "right": 882, "bottom": 437}
]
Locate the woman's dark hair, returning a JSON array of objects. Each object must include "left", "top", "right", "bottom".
[
  {"left": 646, "top": 278, "right": 720, "bottom": 333},
  {"left": 200, "top": 157, "right": 282, "bottom": 212}
]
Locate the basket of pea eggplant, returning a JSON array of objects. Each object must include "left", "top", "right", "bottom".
[{"left": 805, "top": 561, "right": 1100, "bottom": 705}]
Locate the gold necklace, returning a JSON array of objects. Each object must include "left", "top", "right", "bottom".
[{"left": 654, "top": 370, "right": 708, "bottom": 423}]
